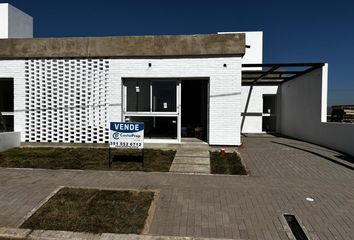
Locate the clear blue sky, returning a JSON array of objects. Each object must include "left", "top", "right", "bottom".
[{"left": 3, "top": 0, "right": 354, "bottom": 106}]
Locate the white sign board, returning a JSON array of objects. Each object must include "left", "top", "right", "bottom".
[{"left": 109, "top": 122, "right": 144, "bottom": 149}]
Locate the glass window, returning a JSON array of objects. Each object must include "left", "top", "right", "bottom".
[
  {"left": 125, "top": 79, "right": 177, "bottom": 113},
  {"left": 0, "top": 79, "right": 14, "bottom": 112},
  {"left": 125, "top": 116, "right": 177, "bottom": 139},
  {"left": 152, "top": 81, "right": 176, "bottom": 112},
  {"left": 0, "top": 115, "right": 14, "bottom": 132},
  {"left": 126, "top": 79, "right": 150, "bottom": 112}
]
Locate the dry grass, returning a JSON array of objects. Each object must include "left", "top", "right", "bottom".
[
  {"left": 21, "top": 188, "right": 155, "bottom": 234},
  {"left": 210, "top": 151, "right": 247, "bottom": 175},
  {"left": 0, "top": 147, "right": 175, "bottom": 172}
]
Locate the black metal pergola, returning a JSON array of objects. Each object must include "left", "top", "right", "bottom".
[{"left": 242, "top": 63, "right": 324, "bottom": 85}]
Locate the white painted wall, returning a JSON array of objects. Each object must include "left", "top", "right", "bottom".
[
  {"left": 0, "top": 3, "right": 33, "bottom": 39},
  {"left": 0, "top": 132, "right": 20, "bottom": 151},
  {"left": 218, "top": 31, "right": 263, "bottom": 68},
  {"left": 0, "top": 4, "right": 9, "bottom": 38},
  {"left": 279, "top": 65, "right": 354, "bottom": 156},
  {"left": 109, "top": 57, "right": 242, "bottom": 145},
  {"left": 0, "top": 60, "right": 26, "bottom": 141},
  {"left": 219, "top": 31, "right": 269, "bottom": 134},
  {"left": 241, "top": 85, "right": 278, "bottom": 133}
]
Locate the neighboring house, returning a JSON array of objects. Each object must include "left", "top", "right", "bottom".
[
  {"left": 1, "top": 3, "right": 353, "bottom": 156},
  {"left": 0, "top": 3, "right": 33, "bottom": 39},
  {"left": 330, "top": 105, "right": 354, "bottom": 123}
]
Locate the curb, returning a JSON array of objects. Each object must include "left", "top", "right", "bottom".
[{"left": 0, "top": 227, "right": 240, "bottom": 240}]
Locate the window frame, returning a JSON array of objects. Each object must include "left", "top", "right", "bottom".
[{"left": 122, "top": 78, "right": 181, "bottom": 142}]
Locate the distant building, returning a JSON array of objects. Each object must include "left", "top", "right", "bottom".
[
  {"left": 331, "top": 105, "right": 354, "bottom": 123},
  {"left": 0, "top": 3, "right": 33, "bottom": 39}
]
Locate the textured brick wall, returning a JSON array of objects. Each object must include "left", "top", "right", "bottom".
[
  {"left": 109, "top": 57, "right": 242, "bottom": 145},
  {"left": 0, "top": 60, "right": 25, "bottom": 141},
  {"left": 0, "top": 57, "right": 242, "bottom": 145}
]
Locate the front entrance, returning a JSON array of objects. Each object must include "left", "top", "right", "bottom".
[
  {"left": 181, "top": 80, "right": 208, "bottom": 142},
  {"left": 262, "top": 94, "right": 277, "bottom": 132},
  {"left": 123, "top": 78, "right": 208, "bottom": 143}
]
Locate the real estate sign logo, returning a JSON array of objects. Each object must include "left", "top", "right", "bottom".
[{"left": 109, "top": 122, "right": 144, "bottom": 149}]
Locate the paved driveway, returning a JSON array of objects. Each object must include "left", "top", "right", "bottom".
[{"left": 0, "top": 136, "right": 353, "bottom": 239}]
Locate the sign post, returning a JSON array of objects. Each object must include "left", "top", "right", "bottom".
[{"left": 108, "top": 122, "right": 144, "bottom": 168}]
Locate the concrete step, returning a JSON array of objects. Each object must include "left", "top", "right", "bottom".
[
  {"left": 172, "top": 157, "right": 210, "bottom": 165},
  {"left": 169, "top": 164, "right": 210, "bottom": 174},
  {"left": 179, "top": 145, "right": 209, "bottom": 149},
  {"left": 175, "top": 151, "right": 210, "bottom": 158}
]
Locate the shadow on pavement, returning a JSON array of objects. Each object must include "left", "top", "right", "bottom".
[{"left": 271, "top": 141, "right": 354, "bottom": 171}]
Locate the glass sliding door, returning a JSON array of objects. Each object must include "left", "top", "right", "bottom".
[
  {"left": 123, "top": 79, "right": 180, "bottom": 141},
  {"left": 125, "top": 116, "right": 177, "bottom": 139},
  {"left": 126, "top": 79, "right": 150, "bottom": 112},
  {"left": 152, "top": 81, "right": 176, "bottom": 112}
]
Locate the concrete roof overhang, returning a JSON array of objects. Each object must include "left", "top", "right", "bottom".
[
  {"left": 242, "top": 63, "right": 325, "bottom": 85},
  {"left": 0, "top": 33, "right": 245, "bottom": 59}
]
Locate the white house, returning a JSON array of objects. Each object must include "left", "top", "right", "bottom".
[
  {"left": 2, "top": 4, "right": 354, "bottom": 157},
  {"left": 0, "top": 3, "right": 33, "bottom": 39}
]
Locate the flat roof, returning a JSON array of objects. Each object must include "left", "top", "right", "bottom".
[
  {"left": 242, "top": 63, "right": 325, "bottom": 85},
  {"left": 0, "top": 33, "right": 245, "bottom": 59}
]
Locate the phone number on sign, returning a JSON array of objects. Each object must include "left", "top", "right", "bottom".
[{"left": 110, "top": 141, "right": 142, "bottom": 148}]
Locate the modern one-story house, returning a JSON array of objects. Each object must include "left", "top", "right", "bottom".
[{"left": 4, "top": 4, "right": 350, "bottom": 152}]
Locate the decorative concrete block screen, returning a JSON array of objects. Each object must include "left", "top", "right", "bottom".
[{"left": 24, "top": 59, "right": 109, "bottom": 143}]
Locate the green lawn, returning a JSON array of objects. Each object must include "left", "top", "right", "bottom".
[
  {"left": 210, "top": 151, "right": 247, "bottom": 175},
  {"left": 21, "top": 188, "right": 155, "bottom": 234},
  {"left": 0, "top": 147, "right": 175, "bottom": 172}
]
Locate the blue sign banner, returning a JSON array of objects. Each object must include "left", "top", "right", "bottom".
[
  {"left": 109, "top": 122, "right": 144, "bottom": 149},
  {"left": 110, "top": 122, "right": 144, "bottom": 133}
]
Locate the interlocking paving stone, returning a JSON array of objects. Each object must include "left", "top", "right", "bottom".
[{"left": 0, "top": 136, "right": 353, "bottom": 239}]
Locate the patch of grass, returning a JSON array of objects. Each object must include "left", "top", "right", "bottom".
[
  {"left": 210, "top": 151, "right": 247, "bottom": 175},
  {"left": 0, "top": 237, "right": 28, "bottom": 240},
  {"left": 21, "top": 188, "right": 155, "bottom": 234},
  {"left": 0, "top": 148, "right": 175, "bottom": 172},
  {"left": 0, "top": 238, "right": 24, "bottom": 240}
]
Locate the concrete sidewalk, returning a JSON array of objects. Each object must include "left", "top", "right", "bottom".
[
  {"left": 0, "top": 136, "right": 353, "bottom": 239},
  {"left": 169, "top": 138, "right": 210, "bottom": 174}
]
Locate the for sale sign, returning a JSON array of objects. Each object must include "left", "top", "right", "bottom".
[{"left": 109, "top": 122, "right": 144, "bottom": 149}]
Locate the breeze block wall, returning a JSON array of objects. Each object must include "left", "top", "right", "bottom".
[
  {"left": 24, "top": 59, "right": 109, "bottom": 143},
  {"left": 109, "top": 57, "right": 242, "bottom": 146}
]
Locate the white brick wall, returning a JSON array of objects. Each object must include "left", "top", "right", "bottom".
[
  {"left": 0, "top": 60, "right": 25, "bottom": 141},
  {"left": 109, "top": 57, "right": 242, "bottom": 145},
  {"left": 241, "top": 85, "right": 278, "bottom": 133},
  {"left": 1, "top": 57, "right": 242, "bottom": 146}
]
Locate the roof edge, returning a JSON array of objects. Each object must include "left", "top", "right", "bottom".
[{"left": 0, "top": 33, "right": 245, "bottom": 59}]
